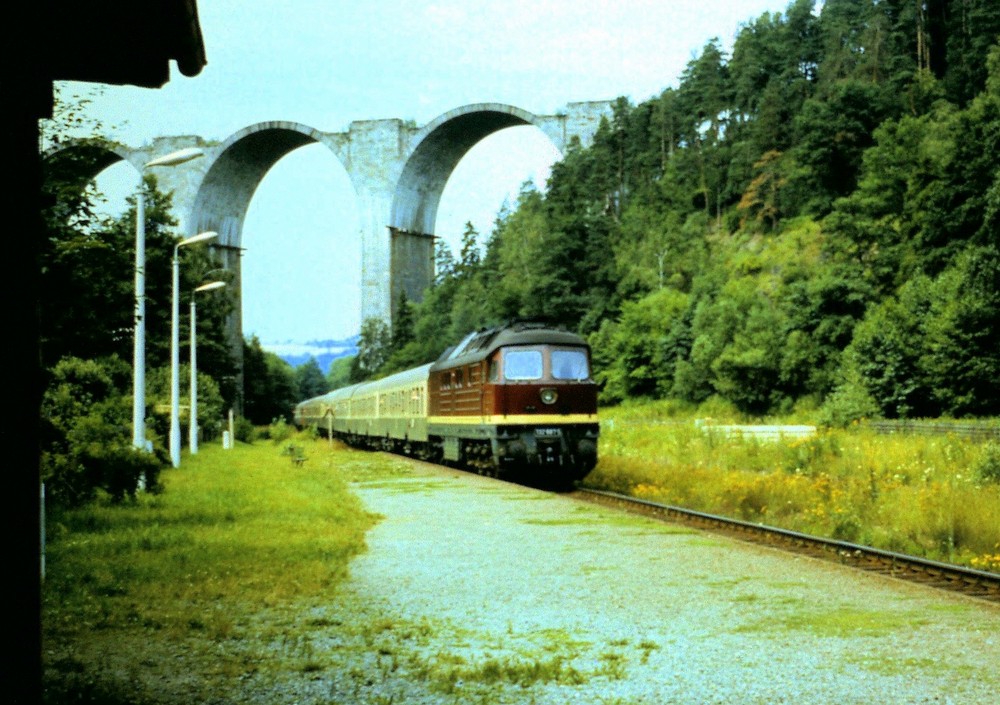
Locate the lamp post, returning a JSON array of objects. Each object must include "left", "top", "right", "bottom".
[
  {"left": 170, "top": 231, "right": 218, "bottom": 468},
  {"left": 133, "top": 147, "right": 205, "bottom": 452},
  {"left": 189, "top": 280, "right": 226, "bottom": 455}
]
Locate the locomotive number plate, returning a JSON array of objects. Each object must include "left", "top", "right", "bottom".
[{"left": 535, "top": 428, "right": 560, "bottom": 437}]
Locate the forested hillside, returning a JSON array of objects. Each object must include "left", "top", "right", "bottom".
[{"left": 365, "top": 0, "right": 1000, "bottom": 422}]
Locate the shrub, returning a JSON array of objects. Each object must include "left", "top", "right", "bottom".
[
  {"left": 40, "top": 356, "right": 166, "bottom": 507},
  {"left": 819, "top": 376, "right": 880, "bottom": 428},
  {"left": 268, "top": 417, "right": 293, "bottom": 444},
  {"left": 973, "top": 442, "right": 1000, "bottom": 484},
  {"left": 233, "top": 416, "right": 256, "bottom": 444}
]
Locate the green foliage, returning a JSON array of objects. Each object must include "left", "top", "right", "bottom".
[
  {"left": 353, "top": 2, "right": 1000, "bottom": 420},
  {"left": 919, "top": 246, "right": 1000, "bottom": 416},
  {"left": 973, "top": 442, "right": 1000, "bottom": 484},
  {"left": 590, "top": 288, "right": 689, "bottom": 403},
  {"left": 243, "top": 336, "right": 297, "bottom": 424},
  {"left": 844, "top": 246, "right": 1000, "bottom": 418},
  {"left": 352, "top": 317, "right": 392, "bottom": 380},
  {"left": 233, "top": 415, "right": 256, "bottom": 444},
  {"left": 818, "top": 376, "right": 880, "bottom": 428},
  {"left": 268, "top": 417, "right": 294, "bottom": 444},
  {"left": 391, "top": 290, "right": 415, "bottom": 351},
  {"left": 39, "top": 98, "right": 239, "bottom": 503},
  {"left": 294, "top": 358, "right": 328, "bottom": 399},
  {"left": 792, "top": 80, "right": 891, "bottom": 213},
  {"left": 41, "top": 356, "right": 165, "bottom": 508},
  {"left": 326, "top": 355, "right": 355, "bottom": 391}
]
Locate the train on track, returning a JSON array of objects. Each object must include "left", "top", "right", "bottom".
[{"left": 293, "top": 320, "right": 599, "bottom": 487}]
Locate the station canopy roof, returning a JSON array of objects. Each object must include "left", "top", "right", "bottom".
[{"left": 41, "top": 0, "right": 207, "bottom": 88}]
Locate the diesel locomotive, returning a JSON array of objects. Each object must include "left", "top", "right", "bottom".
[{"left": 293, "top": 320, "right": 599, "bottom": 486}]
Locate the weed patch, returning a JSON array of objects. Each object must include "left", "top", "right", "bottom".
[
  {"left": 734, "top": 607, "right": 927, "bottom": 638},
  {"left": 591, "top": 406, "right": 1000, "bottom": 569}
]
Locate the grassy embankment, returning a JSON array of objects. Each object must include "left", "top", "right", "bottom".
[
  {"left": 39, "top": 408, "right": 1000, "bottom": 701},
  {"left": 42, "top": 435, "right": 384, "bottom": 703},
  {"left": 588, "top": 400, "right": 1000, "bottom": 572}
]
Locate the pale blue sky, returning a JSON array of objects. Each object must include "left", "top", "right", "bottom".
[{"left": 67, "top": 0, "right": 792, "bottom": 346}]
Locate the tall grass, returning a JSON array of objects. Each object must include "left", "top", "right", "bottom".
[
  {"left": 590, "top": 405, "right": 1000, "bottom": 572},
  {"left": 43, "top": 436, "right": 377, "bottom": 641}
]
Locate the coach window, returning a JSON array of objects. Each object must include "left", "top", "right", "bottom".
[
  {"left": 488, "top": 358, "right": 499, "bottom": 382},
  {"left": 504, "top": 349, "right": 543, "bottom": 380},
  {"left": 456, "top": 369, "right": 464, "bottom": 388}
]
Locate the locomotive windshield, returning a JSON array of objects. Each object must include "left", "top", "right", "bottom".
[
  {"left": 499, "top": 346, "right": 591, "bottom": 382},
  {"left": 552, "top": 349, "right": 589, "bottom": 380},
  {"left": 504, "top": 350, "right": 544, "bottom": 380}
]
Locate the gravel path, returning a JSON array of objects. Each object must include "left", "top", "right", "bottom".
[{"left": 288, "top": 460, "right": 1000, "bottom": 704}]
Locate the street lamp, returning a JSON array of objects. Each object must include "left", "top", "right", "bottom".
[
  {"left": 189, "top": 280, "right": 226, "bottom": 455},
  {"left": 170, "top": 231, "right": 218, "bottom": 467},
  {"left": 133, "top": 147, "right": 205, "bottom": 452}
]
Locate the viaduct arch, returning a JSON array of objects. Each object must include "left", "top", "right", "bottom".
[{"left": 47, "top": 100, "right": 613, "bottom": 397}]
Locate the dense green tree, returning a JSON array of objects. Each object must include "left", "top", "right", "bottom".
[
  {"left": 480, "top": 182, "right": 549, "bottom": 322},
  {"left": 326, "top": 355, "right": 355, "bottom": 391},
  {"left": 391, "top": 290, "right": 415, "bottom": 352},
  {"left": 792, "top": 79, "right": 892, "bottom": 214},
  {"left": 536, "top": 134, "right": 619, "bottom": 332},
  {"left": 39, "top": 173, "right": 172, "bottom": 369},
  {"left": 457, "top": 221, "right": 482, "bottom": 278},
  {"left": 920, "top": 245, "right": 1000, "bottom": 416},
  {"left": 589, "top": 287, "right": 690, "bottom": 403},
  {"left": 40, "top": 151, "right": 238, "bottom": 399},
  {"left": 843, "top": 244, "right": 1000, "bottom": 418},
  {"left": 242, "top": 336, "right": 297, "bottom": 424},
  {"left": 295, "top": 358, "right": 328, "bottom": 400},
  {"left": 711, "top": 298, "right": 787, "bottom": 414},
  {"left": 381, "top": 0, "right": 1000, "bottom": 420},
  {"left": 729, "top": 0, "right": 819, "bottom": 140},
  {"left": 353, "top": 317, "right": 392, "bottom": 380},
  {"left": 939, "top": 0, "right": 1000, "bottom": 105},
  {"left": 844, "top": 274, "right": 937, "bottom": 418},
  {"left": 676, "top": 40, "right": 733, "bottom": 224},
  {"left": 915, "top": 69, "right": 1000, "bottom": 270}
]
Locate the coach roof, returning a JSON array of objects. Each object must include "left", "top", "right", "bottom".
[{"left": 430, "top": 320, "right": 588, "bottom": 372}]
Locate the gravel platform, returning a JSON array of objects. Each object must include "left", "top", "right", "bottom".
[{"left": 289, "top": 460, "right": 999, "bottom": 704}]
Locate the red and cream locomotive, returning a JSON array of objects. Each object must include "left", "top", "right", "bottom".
[{"left": 294, "top": 320, "right": 599, "bottom": 486}]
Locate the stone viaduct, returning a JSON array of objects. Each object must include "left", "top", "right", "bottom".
[{"left": 50, "top": 100, "right": 614, "bottom": 389}]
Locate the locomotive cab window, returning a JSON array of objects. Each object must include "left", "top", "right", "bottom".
[
  {"left": 504, "top": 349, "right": 543, "bottom": 380},
  {"left": 552, "top": 349, "right": 590, "bottom": 380}
]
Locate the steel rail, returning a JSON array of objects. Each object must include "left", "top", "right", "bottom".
[{"left": 571, "top": 487, "right": 1000, "bottom": 604}]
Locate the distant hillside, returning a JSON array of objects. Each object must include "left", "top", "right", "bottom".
[{"left": 263, "top": 336, "right": 358, "bottom": 375}]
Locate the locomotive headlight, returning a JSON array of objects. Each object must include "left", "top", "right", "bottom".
[{"left": 540, "top": 388, "right": 558, "bottom": 405}]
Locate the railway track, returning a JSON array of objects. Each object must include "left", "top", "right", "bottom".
[{"left": 569, "top": 487, "right": 1000, "bottom": 604}]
